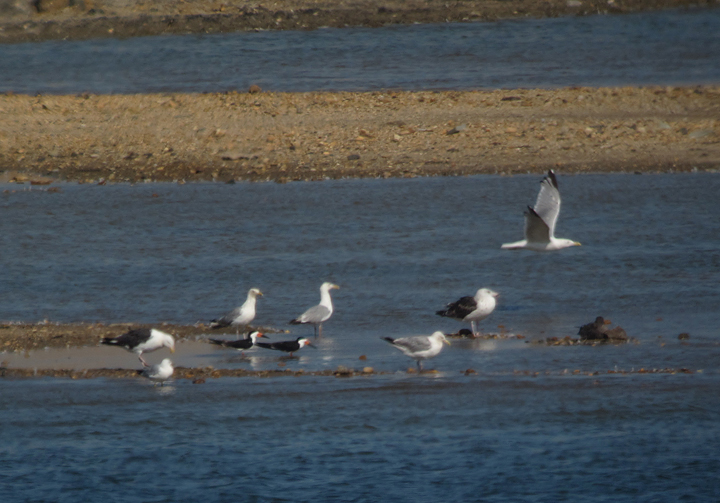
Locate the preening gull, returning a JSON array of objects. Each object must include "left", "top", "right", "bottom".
[
  {"left": 208, "top": 331, "right": 267, "bottom": 355},
  {"left": 101, "top": 328, "right": 175, "bottom": 365},
  {"left": 383, "top": 331, "right": 450, "bottom": 371},
  {"left": 289, "top": 282, "right": 339, "bottom": 337},
  {"left": 256, "top": 337, "right": 316, "bottom": 357},
  {"left": 436, "top": 288, "right": 498, "bottom": 336},
  {"left": 141, "top": 358, "right": 174, "bottom": 385},
  {"left": 210, "top": 288, "right": 263, "bottom": 337},
  {"left": 501, "top": 170, "right": 581, "bottom": 251}
]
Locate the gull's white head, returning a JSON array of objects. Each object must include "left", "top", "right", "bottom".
[
  {"left": 430, "top": 331, "right": 451, "bottom": 345},
  {"left": 154, "top": 330, "right": 176, "bottom": 353},
  {"left": 248, "top": 288, "right": 263, "bottom": 298},
  {"left": 554, "top": 239, "right": 582, "bottom": 249},
  {"left": 321, "top": 282, "right": 340, "bottom": 291},
  {"left": 475, "top": 288, "right": 499, "bottom": 299},
  {"left": 159, "top": 358, "right": 173, "bottom": 370}
]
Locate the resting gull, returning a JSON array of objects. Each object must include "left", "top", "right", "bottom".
[
  {"left": 210, "top": 288, "right": 263, "bottom": 337},
  {"left": 101, "top": 328, "right": 175, "bottom": 365},
  {"left": 436, "top": 288, "right": 498, "bottom": 336},
  {"left": 208, "top": 331, "right": 268, "bottom": 355},
  {"left": 383, "top": 331, "right": 450, "bottom": 371},
  {"left": 256, "top": 336, "right": 316, "bottom": 357},
  {"left": 501, "top": 170, "right": 581, "bottom": 251},
  {"left": 289, "top": 282, "right": 339, "bottom": 337},
  {"left": 141, "top": 358, "right": 174, "bottom": 386}
]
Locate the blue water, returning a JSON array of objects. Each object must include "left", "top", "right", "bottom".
[
  {"left": 2, "top": 174, "right": 720, "bottom": 501},
  {"left": 2, "top": 375, "right": 719, "bottom": 502},
  {"left": 1, "top": 8, "right": 719, "bottom": 94}
]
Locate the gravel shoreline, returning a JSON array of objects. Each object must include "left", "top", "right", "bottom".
[
  {"left": 2, "top": 86, "right": 719, "bottom": 184},
  {"left": 1, "top": 0, "right": 716, "bottom": 44}
]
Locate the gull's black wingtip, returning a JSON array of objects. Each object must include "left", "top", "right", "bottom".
[
  {"left": 526, "top": 206, "right": 541, "bottom": 218},
  {"left": 546, "top": 169, "right": 558, "bottom": 189}
]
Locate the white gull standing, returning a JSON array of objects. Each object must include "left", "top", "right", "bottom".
[
  {"left": 383, "top": 331, "right": 450, "bottom": 371},
  {"left": 501, "top": 170, "right": 581, "bottom": 251},
  {"left": 436, "top": 288, "right": 499, "bottom": 336},
  {"left": 101, "top": 328, "right": 175, "bottom": 365},
  {"left": 210, "top": 288, "right": 263, "bottom": 338},
  {"left": 141, "top": 358, "right": 174, "bottom": 386},
  {"left": 289, "top": 282, "right": 339, "bottom": 337}
]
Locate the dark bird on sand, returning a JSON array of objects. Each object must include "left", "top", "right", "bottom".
[
  {"left": 256, "top": 337, "right": 315, "bottom": 357},
  {"left": 578, "top": 316, "right": 628, "bottom": 341},
  {"left": 208, "top": 331, "right": 267, "bottom": 355}
]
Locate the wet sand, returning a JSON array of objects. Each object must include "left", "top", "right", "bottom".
[
  {"left": 1, "top": 0, "right": 715, "bottom": 44},
  {"left": 1, "top": 86, "right": 718, "bottom": 184},
  {"left": 0, "top": 322, "right": 698, "bottom": 379}
]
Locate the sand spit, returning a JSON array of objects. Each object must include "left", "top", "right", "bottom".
[{"left": 1, "top": 86, "right": 718, "bottom": 184}]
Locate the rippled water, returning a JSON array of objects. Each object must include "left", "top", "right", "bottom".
[
  {"left": 2, "top": 173, "right": 720, "bottom": 501},
  {"left": 1, "top": 8, "right": 719, "bottom": 94}
]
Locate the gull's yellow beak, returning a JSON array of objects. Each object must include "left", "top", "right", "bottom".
[{"left": 574, "top": 241, "right": 582, "bottom": 246}]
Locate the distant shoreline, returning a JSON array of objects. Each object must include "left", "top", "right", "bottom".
[{"left": 0, "top": 0, "right": 716, "bottom": 44}]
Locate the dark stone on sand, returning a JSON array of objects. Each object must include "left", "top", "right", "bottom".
[
  {"left": 347, "top": 154, "right": 361, "bottom": 160},
  {"left": 248, "top": 85, "right": 262, "bottom": 94}
]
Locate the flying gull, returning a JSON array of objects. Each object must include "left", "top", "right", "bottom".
[
  {"left": 101, "top": 328, "right": 175, "bottom": 365},
  {"left": 256, "top": 336, "right": 316, "bottom": 357},
  {"left": 436, "top": 288, "right": 498, "bottom": 336},
  {"left": 290, "top": 282, "right": 339, "bottom": 337},
  {"left": 210, "top": 288, "right": 263, "bottom": 338},
  {"left": 383, "top": 331, "right": 450, "bottom": 371},
  {"left": 141, "top": 358, "right": 174, "bottom": 386},
  {"left": 501, "top": 170, "right": 581, "bottom": 251},
  {"left": 208, "top": 331, "right": 268, "bottom": 355}
]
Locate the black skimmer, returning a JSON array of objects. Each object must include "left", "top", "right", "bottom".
[
  {"left": 256, "top": 337, "right": 315, "bottom": 357},
  {"left": 208, "top": 331, "right": 267, "bottom": 355}
]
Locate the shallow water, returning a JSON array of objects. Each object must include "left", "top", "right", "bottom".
[
  {"left": 2, "top": 173, "right": 720, "bottom": 501},
  {"left": 2, "top": 375, "right": 720, "bottom": 502},
  {"left": 1, "top": 173, "right": 719, "bottom": 373},
  {"left": 1, "top": 9, "right": 719, "bottom": 94}
]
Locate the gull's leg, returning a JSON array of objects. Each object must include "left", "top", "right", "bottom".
[
  {"left": 417, "top": 360, "right": 423, "bottom": 372},
  {"left": 471, "top": 321, "right": 478, "bottom": 337},
  {"left": 139, "top": 354, "right": 148, "bottom": 366},
  {"left": 317, "top": 324, "right": 323, "bottom": 338}
]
